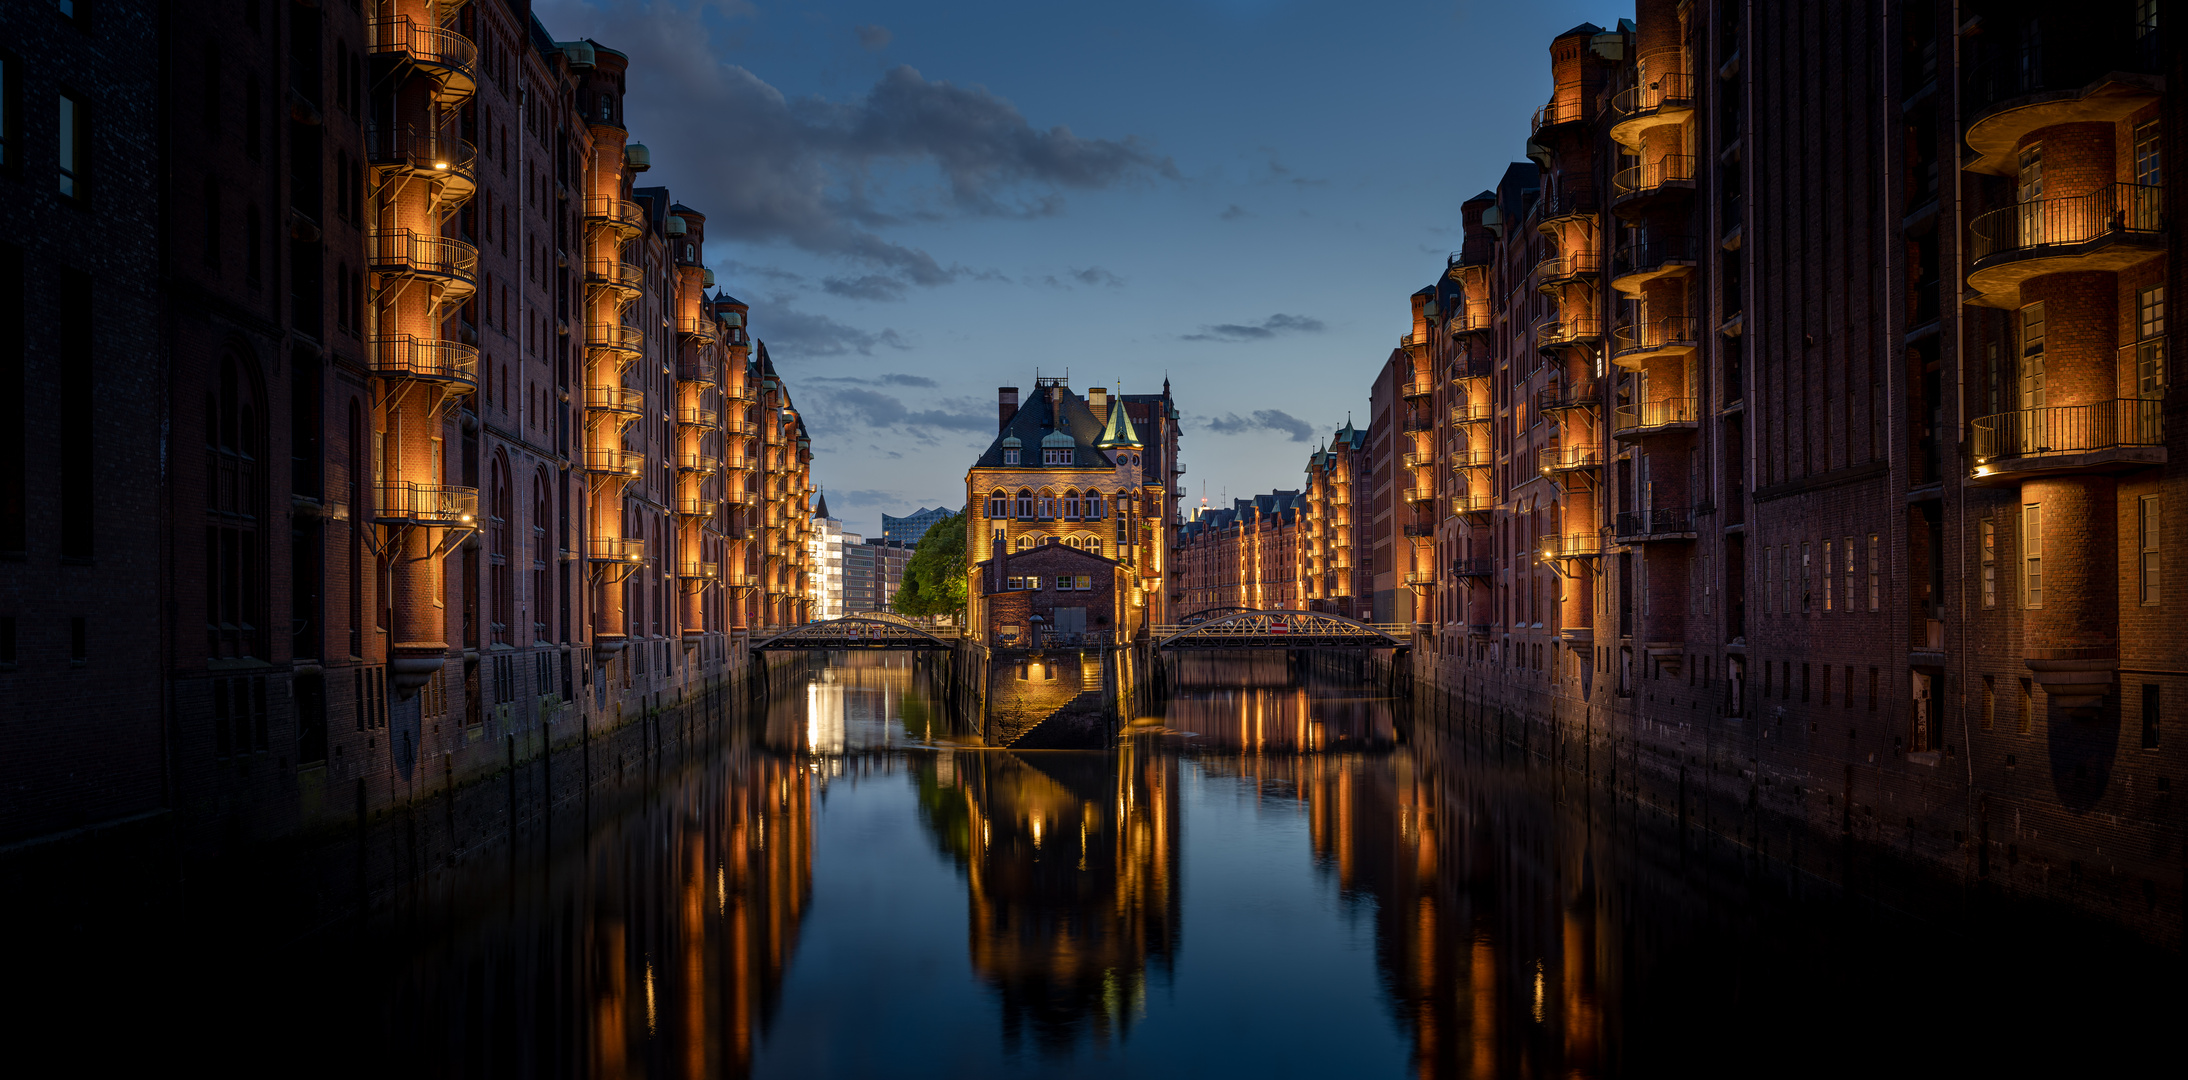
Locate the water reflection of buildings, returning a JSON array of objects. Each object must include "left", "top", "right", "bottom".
[
  {"left": 1163, "top": 656, "right": 1396, "bottom": 752},
  {"left": 766, "top": 654, "right": 940, "bottom": 755},
  {"left": 917, "top": 744, "right": 1180, "bottom": 1054}
]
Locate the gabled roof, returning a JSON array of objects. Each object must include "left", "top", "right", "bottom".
[{"left": 970, "top": 384, "right": 1112, "bottom": 470}]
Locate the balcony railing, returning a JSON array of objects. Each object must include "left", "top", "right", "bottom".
[
  {"left": 1967, "top": 184, "right": 2164, "bottom": 265},
  {"left": 1451, "top": 402, "right": 1492, "bottom": 424},
  {"left": 1534, "top": 250, "right": 1603, "bottom": 286},
  {"left": 373, "top": 482, "right": 478, "bottom": 527},
  {"left": 1537, "top": 315, "right": 1604, "bottom": 348},
  {"left": 368, "top": 17, "right": 478, "bottom": 92},
  {"left": 676, "top": 316, "right": 717, "bottom": 340},
  {"left": 673, "top": 498, "right": 715, "bottom": 518},
  {"left": 587, "top": 537, "right": 646, "bottom": 563},
  {"left": 1615, "top": 506, "right": 1697, "bottom": 540},
  {"left": 369, "top": 334, "right": 478, "bottom": 391},
  {"left": 1451, "top": 493, "right": 1495, "bottom": 516},
  {"left": 679, "top": 561, "right": 720, "bottom": 581},
  {"left": 1612, "top": 316, "right": 1701, "bottom": 361},
  {"left": 676, "top": 407, "right": 719, "bottom": 430},
  {"left": 1611, "top": 72, "right": 1695, "bottom": 121},
  {"left": 1537, "top": 532, "right": 1602, "bottom": 559},
  {"left": 585, "top": 258, "right": 644, "bottom": 295},
  {"left": 1962, "top": 19, "right": 2166, "bottom": 123},
  {"left": 722, "top": 416, "right": 758, "bottom": 436},
  {"left": 585, "top": 322, "right": 645, "bottom": 356},
  {"left": 1613, "top": 397, "right": 1699, "bottom": 435},
  {"left": 1453, "top": 558, "right": 1496, "bottom": 577},
  {"left": 1402, "top": 379, "right": 1433, "bottom": 398},
  {"left": 1449, "top": 447, "right": 1494, "bottom": 469},
  {"left": 1611, "top": 236, "right": 1699, "bottom": 282},
  {"left": 1401, "top": 450, "right": 1433, "bottom": 469},
  {"left": 585, "top": 385, "right": 644, "bottom": 417},
  {"left": 365, "top": 126, "right": 476, "bottom": 186},
  {"left": 1403, "top": 485, "right": 1434, "bottom": 504},
  {"left": 1531, "top": 83, "right": 1594, "bottom": 133},
  {"left": 1404, "top": 570, "right": 1436, "bottom": 586},
  {"left": 1538, "top": 445, "right": 1601, "bottom": 473},
  {"left": 584, "top": 195, "right": 646, "bottom": 235},
  {"left": 1536, "top": 383, "right": 1597, "bottom": 413},
  {"left": 1613, "top": 155, "right": 1696, "bottom": 202},
  {"left": 675, "top": 452, "right": 717, "bottom": 474},
  {"left": 1536, "top": 187, "right": 1600, "bottom": 225},
  {"left": 1970, "top": 399, "right": 2164, "bottom": 464},
  {"left": 677, "top": 351, "right": 717, "bottom": 384},
  {"left": 1403, "top": 523, "right": 1436, "bottom": 538},
  {"left": 579, "top": 447, "right": 645, "bottom": 476},
  {"left": 368, "top": 229, "right": 479, "bottom": 288}
]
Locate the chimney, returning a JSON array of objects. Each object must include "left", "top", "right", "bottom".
[
  {"left": 1088, "top": 387, "right": 1109, "bottom": 420},
  {"left": 998, "top": 386, "right": 1019, "bottom": 432}
]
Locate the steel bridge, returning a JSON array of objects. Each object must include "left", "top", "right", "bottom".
[
  {"left": 1151, "top": 610, "right": 1410, "bottom": 651},
  {"left": 749, "top": 613, "right": 957, "bottom": 651}
]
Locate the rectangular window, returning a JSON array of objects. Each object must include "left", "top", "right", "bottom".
[
  {"left": 1867, "top": 534, "right": 1880, "bottom": 611},
  {"left": 57, "top": 93, "right": 82, "bottom": 199},
  {"left": 2023, "top": 504, "right": 2042, "bottom": 607},
  {"left": 1982, "top": 675, "right": 1995, "bottom": 730},
  {"left": 2134, "top": 286, "right": 2167, "bottom": 396},
  {"left": 1868, "top": 667, "right": 1879, "bottom": 712},
  {"left": 1843, "top": 536, "right": 1855, "bottom": 612},
  {"left": 2017, "top": 677, "right": 2033, "bottom": 734},
  {"left": 2143, "top": 685, "right": 2161, "bottom": 750},
  {"left": 1980, "top": 520, "right": 1997, "bottom": 608},
  {"left": 2133, "top": 118, "right": 2161, "bottom": 188},
  {"left": 2140, "top": 495, "right": 2160, "bottom": 606},
  {"left": 2019, "top": 302, "right": 2046, "bottom": 410}
]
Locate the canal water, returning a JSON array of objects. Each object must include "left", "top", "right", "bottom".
[{"left": 21, "top": 652, "right": 2175, "bottom": 1076}]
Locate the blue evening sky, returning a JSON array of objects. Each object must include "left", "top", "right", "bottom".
[{"left": 536, "top": 0, "right": 1622, "bottom": 537}]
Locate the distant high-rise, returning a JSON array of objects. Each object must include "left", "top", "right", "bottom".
[{"left": 882, "top": 506, "right": 957, "bottom": 545}]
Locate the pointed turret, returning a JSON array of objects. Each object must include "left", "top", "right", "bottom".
[{"left": 1097, "top": 398, "right": 1143, "bottom": 448}]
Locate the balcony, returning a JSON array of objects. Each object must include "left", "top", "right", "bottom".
[
  {"left": 1451, "top": 493, "right": 1495, "bottom": 518},
  {"left": 372, "top": 482, "right": 478, "bottom": 527},
  {"left": 365, "top": 126, "right": 476, "bottom": 206},
  {"left": 1610, "top": 236, "right": 1699, "bottom": 294},
  {"left": 1535, "top": 187, "right": 1600, "bottom": 232},
  {"left": 1970, "top": 399, "right": 2166, "bottom": 482},
  {"left": 679, "top": 561, "right": 719, "bottom": 581},
  {"left": 1448, "top": 446, "right": 1494, "bottom": 470},
  {"left": 674, "top": 452, "right": 717, "bottom": 475},
  {"left": 579, "top": 447, "right": 645, "bottom": 477},
  {"left": 676, "top": 315, "right": 717, "bottom": 341},
  {"left": 585, "top": 385, "right": 644, "bottom": 422},
  {"left": 1612, "top": 316, "right": 1700, "bottom": 368},
  {"left": 1453, "top": 558, "right": 1496, "bottom": 578},
  {"left": 1448, "top": 310, "right": 1492, "bottom": 339},
  {"left": 1536, "top": 532, "right": 1603, "bottom": 560},
  {"left": 1403, "top": 523, "right": 1436, "bottom": 538},
  {"left": 1402, "top": 485, "right": 1435, "bottom": 505},
  {"left": 368, "top": 17, "right": 477, "bottom": 105},
  {"left": 676, "top": 351, "right": 717, "bottom": 385},
  {"left": 1402, "top": 378, "right": 1433, "bottom": 399},
  {"left": 583, "top": 195, "right": 646, "bottom": 238},
  {"left": 1451, "top": 402, "right": 1492, "bottom": 426},
  {"left": 1404, "top": 570, "right": 1436, "bottom": 587},
  {"left": 1534, "top": 250, "right": 1603, "bottom": 291},
  {"left": 369, "top": 334, "right": 478, "bottom": 393},
  {"left": 1401, "top": 450, "right": 1433, "bottom": 469},
  {"left": 1614, "top": 506, "right": 1698, "bottom": 542},
  {"left": 1965, "top": 185, "right": 2164, "bottom": 307},
  {"left": 1537, "top": 445, "right": 1601, "bottom": 475},
  {"left": 1612, "top": 155, "right": 1696, "bottom": 213},
  {"left": 676, "top": 407, "right": 720, "bottom": 431},
  {"left": 1612, "top": 397, "right": 1700, "bottom": 439},
  {"left": 673, "top": 498, "right": 715, "bottom": 519},
  {"left": 587, "top": 537, "right": 647, "bottom": 564},
  {"left": 585, "top": 322, "right": 646, "bottom": 359},
  {"left": 1403, "top": 411, "right": 1435, "bottom": 433},
  {"left": 585, "top": 258, "right": 644, "bottom": 299},
  {"left": 1609, "top": 72, "right": 1695, "bottom": 150},
  {"left": 721, "top": 415, "right": 758, "bottom": 437},
  {"left": 1536, "top": 315, "right": 1604, "bottom": 352},
  {"left": 1962, "top": 21, "right": 2165, "bottom": 176},
  {"left": 368, "top": 230, "right": 478, "bottom": 299},
  {"left": 1530, "top": 83, "right": 1595, "bottom": 135},
  {"left": 1536, "top": 382, "right": 1598, "bottom": 415}
]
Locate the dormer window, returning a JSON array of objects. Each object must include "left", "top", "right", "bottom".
[
  {"left": 1003, "top": 448, "right": 1019, "bottom": 465},
  {"left": 1045, "top": 448, "right": 1071, "bottom": 465}
]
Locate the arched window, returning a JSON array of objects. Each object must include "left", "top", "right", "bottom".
[
  {"left": 533, "top": 470, "right": 553, "bottom": 643},
  {"left": 1083, "top": 536, "right": 1104, "bottom": 556},
  {"left": 1085, "top": 490, "right": 1103, "bottom": 519},
  {"left": 1015, "top": 489, "right": 1035, "bottom": 519},
  {"left": 207, "top": 352, "right": 267, "bottom": 663},
  {"left": 1037, "top": 489, "right": 1058, "bottom": 519},
  {"left": 1064, "top": 536, "right": 1080, "bottom": 549},
  {"left": 987, "top": 489, "right": 1009, "bottom": 518},
  {"left": 1016, "top": 535, "right": 1034, "bottom": 551},
  {"left": 1063, "top": 489, "right": 1081, "bottom": 519},
  {"left": 489, "top": 453, "right": 513, "bottom": 645}
]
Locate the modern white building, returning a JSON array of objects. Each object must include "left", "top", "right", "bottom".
[{"left": 809, "top": 491, "right": 847, "bottom": 620}]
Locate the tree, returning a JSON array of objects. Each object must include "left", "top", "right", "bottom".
[{"left": 892, "top": 511, "right": 967, "bottom": 623}]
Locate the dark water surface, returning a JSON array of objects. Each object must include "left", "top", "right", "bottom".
[{"left": 19, "top": 653, "right": 2175, "bottom": 1076}]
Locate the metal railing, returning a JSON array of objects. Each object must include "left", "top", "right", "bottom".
[
  {"left": 1449, "top": 447, "right": 1494, "bottom": 469},
  {"left": 1537, "top": 532, "right": 1602, "bottom": 558},
  {"left": 1403, "top": 379, "right": 1433, "bottom": 398},
  {"left": 1613, "top": 316, "right": 1700, "bottom": 357},
  {"left": 585, "top": 322, "right": 645, "bottom": 354},
  {"left": 1970, "top": 399, "right": 2164, "bottom": 462},
  {"left": 1531, "top": 83, "right": 1594, "bottom": 132},
  {"left": 1615, "top": 506, "right": 1696, "bottom": 539},
  {"left": 373, "top": 481, "right": 477, "bottom": 526},
  {"left": 676, "top": 407, "right": 719, "bottom": 430},
  {"left": 1613, "top": 155, "right": 1696, "bottom": 201},
  {"left": 676, "top": 352, "right": 717, "bottom": 384},
  {"left": 1401, "top": 450, "right": 1433, "bottom": 468},
  {"left": 368, "top": 229, "right": 478, "bottom": 286},
  {"left": 1538, "top": 315, "right": 1604, "bottom": 347},
  {"left": 1404, "top": 570, "right": 1436, "bottom": 586},
  {"left": 369, "top": 334, "right": 477, "bottom": 389},
  {"left": 1403, "top": 523, "right": 1436, "bottom": 537},
  {"left": 587, "top": 537, "right": 646, "bottom": 563},
  {"left": 679, "top": 561, "right": 719, "bottom": 580},
  {"left": 1962, "top": 21, "right": 2166, "bottom": 121},
  {"left": 1536, "top": 383, "right": 1597, "bottom": 413},
  {"left": 1612, "top": 236, "right": 1699, "bottom": 279},
  {"left": 1538, "top": 445, "right": 1601, "bottom": 473},
  {"left": 1612, "top": 72, "right": 1694, "bottom": 118},
  {"left": 1536, "top": 187, "right": 1600, "bottom": 223},
  {"left": 1451, "top": 402, "right": 1493, "bottom": 424},
  {"left": 673, "top": 498, "right": 715, "bottom": 518},
  {"left": 585, "top": 385, "right": 644, "bottom": 416},
  {"left": 1613, "top": 397, "right": 1699, "bottom": 433},
  {"left": 368, "top": 16, "right": 478, "bottom": 76},
  {"left": 1451, "top": 494, "right": 1495, "bottom": 516},
  {"left": 675, "top": 315, "right": 717, "bottom": 339},
  {"left": 585, "top": 259, "right": 644, "bottom": 293},
  {"left": 365, "top": 125, "right": 475, "bottom": 182},
  {"left": 1967, "top": 184, "right": 2164, "bottom": 264},
  {"left": 583, "top": 195, "right": 646, "bottom": 233},
  {"left": 580, "top": 447, "right": 645, "bottom": 475},
  {"left": 1453, "top": 558, "right": 1496, "bottom": 577},
  {"left": 674, "top": 452, "right": 717, "bottom": 475},
  {"left": 1534, "top": 250, "right": 1603, "bottom": 283}
]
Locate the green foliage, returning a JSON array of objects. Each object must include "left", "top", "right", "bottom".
[{"left": 891, "top": 511, "right": 967, "bottom": 622}]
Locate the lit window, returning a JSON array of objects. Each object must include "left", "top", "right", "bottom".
[
  {"left": 2022, "top": 503, "right": 2042, "bottom": 608},
  {"left": 1981, "top": 520, "right": 1996, "bottom": 608},
  {"left": 1823, "top": 539, "right": 1833, "bottom": 611},
  {"left": 1867, "top": 534, "right": 1880, "bottom": 611}
]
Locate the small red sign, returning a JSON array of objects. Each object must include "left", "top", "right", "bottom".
[{"left": 1271, "top": 620, "right": 1290, "bottom": 634}]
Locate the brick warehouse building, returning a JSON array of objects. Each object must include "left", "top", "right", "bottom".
[
  {"left": 1176, "top": 490, "right": 1310, "bottom": 616},
  {"left": 1376, "top": 2, "right": 2182, "bottom": 936},
  {"left": 0, "top": 2, "right": 816, "bottom": 855}
]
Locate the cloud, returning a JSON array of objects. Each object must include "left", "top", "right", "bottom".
[
  {"left": 538, "top": 1, "right": 1174, "bottom": 286},
  {"left": 756, "top": 307, "right": 910, "bottom": 357},
  {"left": 809, "top": 373, "right": 939, "bottom": 388},
  {"left": 1203, "top": 409, "right": 1315, "bottom": 443},
  {"left": 821, "top": 274, "right": 911, "bottom": 302},
  {"left": 824, "top": 388, "right": 992, "bottom": 432},
  {"left": 1070, "top": 266, "right": 1124, "bottom": 287},
  {"left": 1220, "top": 203, "right": 1252, "bottom": 221},
  {"left": 831, "top": 488, "right": 901, "bottom": 506},
  {"left": 1257, "top": 147, "right": 1327, "bottom": 188},
  {"left": 1182, "top": 313, "right": 1325, "bottom": 342},
  {"left": 854, "top": 23, "right": 893, "bottom": 51}
]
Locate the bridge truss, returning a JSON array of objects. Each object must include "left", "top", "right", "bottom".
[
  {"left": 1152, "top": 610, "right": 1410, "bottom": 650},
  {"left": 750, "top": 613, "right": 957, "bottom": 651}
]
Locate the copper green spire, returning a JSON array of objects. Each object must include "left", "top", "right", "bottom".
[{"left": 1096, "top": 396, "right": 1142, "bottom": 448}]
